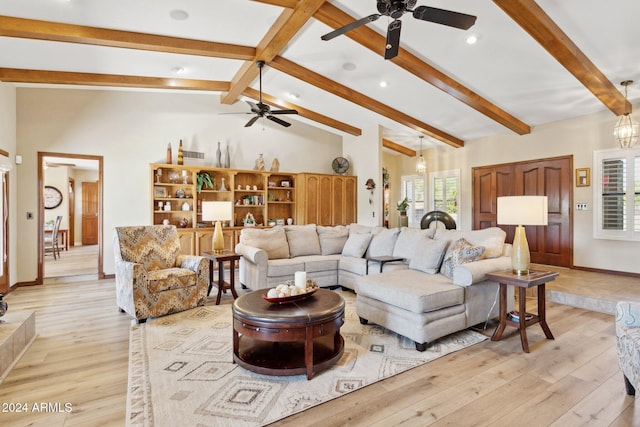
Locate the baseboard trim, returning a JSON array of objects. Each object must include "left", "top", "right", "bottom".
[{"left": 571, "top": 265, "right": 640, "bottom": 279}]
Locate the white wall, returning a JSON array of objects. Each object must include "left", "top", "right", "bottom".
[
  {"left": 16, "top": 88, "right": 343, "bottom": 280},
  {"left": 0, "top": 83, "right": 18, "bottom": 287},
  {"left": 412, "top": 107, "right": 640, "bottom": 274}
]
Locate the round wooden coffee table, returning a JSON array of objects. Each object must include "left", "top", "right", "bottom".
[{"left": 232, "top": 288, "right": 345, "bottom": 380}]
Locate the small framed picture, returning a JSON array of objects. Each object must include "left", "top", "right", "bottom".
[
  {"left": 576, "top": 168, "right": 590, "bottom": 187},
  {"left": 268, "top": 181, "right": 276, "bottom": 187},
  {"left": 154, "top": 186, "right": 168, "bottom": 197},
  {"left": 280, "top": 179, "right": 291, "bottom": 188},
  {"left": 275, "top": 218, "right": 285, "bottom": 226}
]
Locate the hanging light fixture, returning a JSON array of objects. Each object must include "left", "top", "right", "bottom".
[
  {"left": 416, "top": 135, "right": 426, "bottom": 174},
  {"left": 614, "top": 80, "right": 639, "bottom": 149}
]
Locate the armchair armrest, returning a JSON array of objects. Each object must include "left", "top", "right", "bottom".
[
  {"left": 616, "top": 301, "right": 640, "bottom": 336},
  {"left": 452, "top": 256, "right": 512, "bottom": 286},
  {"left": 235, "top": 243, "right": 268, "bottom": 266},
  {"left": 177, "top": 255, "right": 207, "bottom": 273}
]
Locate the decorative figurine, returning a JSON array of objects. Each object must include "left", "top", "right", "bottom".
[
  {"left": 254, "top": 154, "right": 265, "bottom": 171},
  {"left": 270, "top": 157, "right": 280, "bottom": 172}
]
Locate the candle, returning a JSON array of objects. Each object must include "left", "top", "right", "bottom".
[{"left": 295, "top": 271, "right": 307, "bottom": 290}]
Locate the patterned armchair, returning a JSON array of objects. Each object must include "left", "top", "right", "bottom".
[
  {"left": 114, "top": 225, "right": 209, "bottom": 323},
  {"left": 616, "top": 301, "right": 640, "bottom": 395}
]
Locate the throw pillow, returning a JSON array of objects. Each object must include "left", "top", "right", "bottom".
[
  {"left": 366, "top": 227, "right": 400, "bottom": 258},
  {"left": 434, "top": 227, "right": 506, "bottom": 259},
  {"left": 341, "top": 233, "right": 373, "bottom": 258},
  {"left": 241, "top": 226, "right": 290, "bottom": 260},
  {"left": 285, "top": 224, "right": 321, "bottom": 257},
  {"left": 408, "top": 238, "right": 449, "bottom": 274},
  {"left": 440, "top": 238, "right": 485, "bottom": 279},
  {"left": 317, "top": 225, "right": 349, "bottom": 255},
  {"left": 348, "top": 223, "right": 373, "bottom": 235}
]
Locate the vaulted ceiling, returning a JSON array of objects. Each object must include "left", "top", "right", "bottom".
[{"left": 1, "top": 0, "right": 638, "bottom": 153}]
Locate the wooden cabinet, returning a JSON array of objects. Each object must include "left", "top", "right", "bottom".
[{"left": 297, "top": 173, "right": 357, "bottom": 226}]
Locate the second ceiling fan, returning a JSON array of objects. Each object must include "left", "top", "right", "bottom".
[
  {"left": 321, "top": 0, "right": 477, "bottom": 60},
  {"left": 242, "top": 60, "right": 298, "bottom": 128}
]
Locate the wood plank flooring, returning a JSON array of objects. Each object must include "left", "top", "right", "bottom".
[{"left": 1, "top": 264, "right": 639, "bottom": 426}]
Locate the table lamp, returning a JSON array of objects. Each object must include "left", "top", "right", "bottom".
[
  {"left": 497, "top": 196, "right": 548, "bottom": 275},
  {"left": 202, "top": 201, "right": 233, "bottom": 252}
]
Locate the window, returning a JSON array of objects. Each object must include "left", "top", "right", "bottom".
[
  {"left": 594, "top": 148, "right": 640, "bottom": 241},
  {"left": 429, "top": 169, "right": 460, "bottom": 223},
  {"left": 400, "top": 174, "right": 425, "bottom": 227}
]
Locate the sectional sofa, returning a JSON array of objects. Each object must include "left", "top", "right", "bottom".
[{"left": 234, "top": 223, "right": 515, "bottom": 350}]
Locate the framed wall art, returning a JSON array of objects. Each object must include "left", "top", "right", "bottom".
[{"left": 576, "top": 168, "right": 590, "bottom": 187}]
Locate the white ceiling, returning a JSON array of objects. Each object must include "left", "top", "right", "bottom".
[{"left": 1, "top": 0, "right": 639, "bottom": 151}]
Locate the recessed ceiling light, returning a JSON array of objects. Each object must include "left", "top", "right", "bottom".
[
  {"left": 379, "top": 81, "right": 388, "bottom": 88},
  {"left": 466, "top": 34, "right": 478, "bottom": 45},
  {"left": 287, "top": 92, "right": 299, "bottom": 100},
  {"left": 173, "top": 67, "right": 185, "bottom": 74},
  {"left": 342, "top": 62, "right": 356, "bottom": 71},
  {"left": 169, "top": 9, "right": 189, "bottom": 21}
]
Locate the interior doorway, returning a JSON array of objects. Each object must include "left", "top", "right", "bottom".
[{"left": 38, "top": 152, "right": 104, "bottom": 281}]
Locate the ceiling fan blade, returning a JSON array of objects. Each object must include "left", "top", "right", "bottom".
[
  {"left": 321, "top": 14, "right": 380, "bottom": 41},
  {"left": 412, "top": 6, "right": 477, "bottom": 30},
  {"left": 267, "top": 115, "right": 292, "bottom": 127},
  {"left": 246, "top": 100, "right": 261, "bottom": 114},
  {"left": 270, "top": 109, "right": 299, "bottom": 115},
  {"left": 384, "top": 20, "right": 402, "bottom": 60},
  {"left": 244, "top": 116, "right": 260, "bottom": 127}
]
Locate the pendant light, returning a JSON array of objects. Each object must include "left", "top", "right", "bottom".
[
  {"left": 614, "top": 80, "right": 639, "bottom": 149},
  {"left": 416, "top": 136, "right": 426, "bottom": 174}
]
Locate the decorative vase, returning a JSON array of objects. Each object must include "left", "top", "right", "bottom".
[
  {"left": 177, "top": 140, "right": 184, "bottom": 165},
  {"left": 398, "top": 211, "right": 408, "bottom": 228},
  {"left": 224, "top": 143, "right": 230, "bottom": 168},
  {"left": 216, "top": 142, "right": 222, "bottom": 168},
  {"left": 166, "top": 143, "right": 172, "bottom": 164},
  {"left": 270, "top": 157, "right": 280, "bottom": 172},
  {"left": 219, "top": 177, "right": 227, "bottom": 192}
]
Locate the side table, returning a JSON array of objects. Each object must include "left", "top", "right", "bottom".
[
  {"left": 202, "top": 250, "right": 241, "bottom": 305},
  {"left": 365, "top": 256, "right": 405, "bottom": 274},
  {"left": 487, "top": 269, "right": 559, "bottom": 353}
]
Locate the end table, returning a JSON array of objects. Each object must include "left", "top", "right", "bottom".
[
  {"left": 202, "top": 250, "right": 241, "bottom": 305},
  {"left": 487, "top": 269, "right": 559, "bottom": 353}
]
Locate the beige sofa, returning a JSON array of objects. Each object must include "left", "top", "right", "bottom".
[{"left": 235, "top": 223, "right": 514, "bottom": 351}]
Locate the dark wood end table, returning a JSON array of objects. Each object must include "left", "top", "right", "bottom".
[
  {"left": 232, "top": 289, "right": 345, "bottom": 380},
  {"left": 365, "top": 255, "right": 405, "bottom": 274},
  {"left": 202, "top": 250, "right": 241, "bottom": 305},
  {"left": 487, "top": 269, "right": 559, "bottom": 353}
]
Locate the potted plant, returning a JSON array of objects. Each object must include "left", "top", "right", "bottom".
[
  {"left": 196, "top": 172, "right": 214, "bottom": 192},
  {"left": 397, "top": 197, "right": 409, "bottom": 227}
]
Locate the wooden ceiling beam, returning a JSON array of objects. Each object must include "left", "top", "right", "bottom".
[
  {"left": 220, "top": 0, "right": 327, "bottom": 105},
  {"left": 0, "top": 15, "right": 255, "bottom": 60},
  {"left": 314, "top": 3, "right": 531, "bottom": 135},
  {"left": 242, "top": 87, "right": 361, "bottom": 136},
  {"left": 493, "top": 0, "right": 629, "bottom": 116},
  {"left": 271, "top": 56, "right": 464, "bottom": 148},
  {"left": 0, "top": 68, "right": 231, "bottom": 92},
  {"left": 383, "top": 139, "right": 416, "bottom": 157}
]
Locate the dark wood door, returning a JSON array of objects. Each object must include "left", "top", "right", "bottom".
[
  {"left": 473, "top": 156, "right": 572, "bottom": 268},
  {"left": 82, "top": 181, "right": 99, "bottom": 245}
]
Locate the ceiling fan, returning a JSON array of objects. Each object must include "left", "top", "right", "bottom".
[
  {"left": 240, "top": 60, "right": 298, "bottom": 128},
  {"left": 320, "top": 0, "right": 477, "bottom": 60}
]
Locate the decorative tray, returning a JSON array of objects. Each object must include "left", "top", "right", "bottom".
[
  {"left": 263, "top": 288, "right": 318, "bottom": 304},
  {"left": 509, "top": 310, "right": 533, "bottom": 321}
]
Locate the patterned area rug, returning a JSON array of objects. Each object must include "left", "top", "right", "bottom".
[{"left": 126, "top": 290, "right": 486, "bottom": 426}]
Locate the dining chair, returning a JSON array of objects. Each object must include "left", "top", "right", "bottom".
[{"left": 44, "top": 215, "right": 63, "bottom": 259}]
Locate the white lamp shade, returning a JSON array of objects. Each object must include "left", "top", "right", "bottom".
[
  {"left": 201, "top": 201, "right": 232, "bottom": 222},
  {"left": 497, "top": 196, "right": 548, "bottom": 226}
]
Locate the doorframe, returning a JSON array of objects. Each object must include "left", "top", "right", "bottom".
[{"left": 37, "top": 152, "right": 104, "bottom": 283}]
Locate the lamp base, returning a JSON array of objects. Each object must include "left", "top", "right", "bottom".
[
  {"left": 511, "top": 225, "right": 531, "bottom": 276},
  {"left": 213, "top": 221, "right": 225, "bottom": 252}
]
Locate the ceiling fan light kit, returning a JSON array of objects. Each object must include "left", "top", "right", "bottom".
[
  {"left": 321, "top": 0, "right": 477, "bottom": 60},
  {"left": 614, "top": 80, "right": 639, "bottom": 149}
]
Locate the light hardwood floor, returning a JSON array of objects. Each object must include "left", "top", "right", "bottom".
[{"left": 2, "top": 265, "right": 640, "bottom": 426}]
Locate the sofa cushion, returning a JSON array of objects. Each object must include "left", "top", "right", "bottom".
[
  {"left": 392, "top": 227, "right": 433, "bottom": 262},
  {"left": 434, "top": 227, "right": 506, "bottom": 259},
  {"left": 408, "top": 238, "right": 448, "bottom": 274},
  {"left": 440, "top": 238, "right": 485, "bottom": 280},
  {"left": 267, "top": 258, "right": 305, "bottom": 277},
  {"left": 147, "top": 268, "right": 196, "bottom": 292},
  {"left": 342, "top": 233, "right": 373, "bottom": 258},
  {"left": 317, "top": 225, "right": 349, "bottom": 255},
  {"left": 356, "top": 269, "right": 464, "bottom": 314},
  {"left": 297, "top": 255, "right": 341, "bottom": 273},
  {"left": 241, "top": 226, "right": 290, "bottom": 260},
  {"left": 285, "top": 224, "right": 321, "bottom": 257},
  {"left": 367, "top": 227, "right": 400, "bottom": 258}
]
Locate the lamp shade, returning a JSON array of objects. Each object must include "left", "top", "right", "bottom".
[
  {"left": 201, "top": 201, "right": 232, "bottom": 222},
  {"left": 497, "top": 196, "right": 548, "bottom": 226}
]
